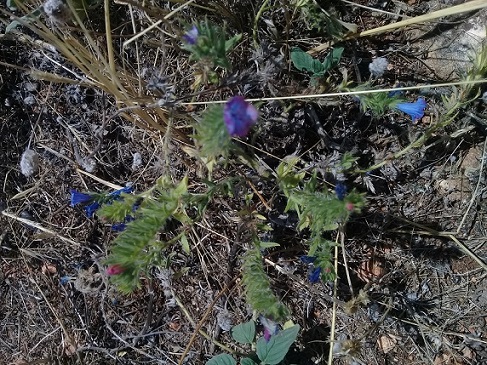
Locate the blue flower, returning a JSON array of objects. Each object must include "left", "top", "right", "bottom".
[
  {"left": 309, "top": 266, "right": 322, "bottom": 283},
  {"left": 70, "top": 189, "right": 93, "bottom": 207},
  {"left": 109, "top": 186, "right": 132, "bottom": 197},
  {"left": 300, "top": 255, "right": 317, "bottom": 264},
  {"left": 183, "top": 25, "right": 199, "bottom": 45},
  {"left": 70, "top": 186, "right": 133, "bottom": 218},
  {"left": 111, "top": 222, "right": 127, "bottom": 232},
  {"left": 300, "top": 255, "right": 321, "bottom": 283},
  {"left": 84, "top": 201, "right": 100, "bottom": 218},
  {"left": 335, "top": 182, "right": 347, "bottom": 201},
  {"left": 394, "top": 98, "right": 427, "bottom": 122},
  {"left": 111, "top": 215, "right": 135, "bottom": 232},
  {"left": 224, "top": 96, "right": 258, "bottom": 137}
]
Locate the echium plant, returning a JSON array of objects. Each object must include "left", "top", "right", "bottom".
[
  {"left": 182, "top": 20, "right": 241, "bottom": 69},
  {"left": 193, "top": 96, "right": 258, "bottom": 174},
  {"left": 94, "top": 95, "right": 259, "bottom": 292},
  {"left": 98, "top": 176, "right": 190, "bottom": 293},
  {"left": 96, "top": 175, "right": 238, "bottom": 293},
  {"left": 182, "top": 19, "right": 241, "bottom": 87},
  {"left": 241, "top": 243, "right": 290, "bottom": 322},
  {"left": 277, "top": 157, "right": 366, "bottom": 282}
]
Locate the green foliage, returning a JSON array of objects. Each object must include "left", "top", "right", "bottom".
[
  {"left": 256, "top": 325, "right": 300, "bottom": 365},
  {"left": 276, "top": 157, "right": 306, "bottom": 197},
  {"left": 5, "top": 6, "right": 42, "bottom": 33},
  {"left": 357, "top": 89, "right": 400, "bottom": 117},
  {"left": 102, "top": 177, "right": 189, "bottom": 293},
  {"left": 241, "top": 358, "right": 258, "bottom": 365},
  {"left": 184, "top": 19, "right": 241, "bottom": 70},
  {"left": 290, "top": 47, "right": 343, "bottom": 83},
  {"left": 231, "top": 320, "right": 256, "bottom": 344},
  {"left": 207, "top": 320, "right": 299, "bottom": 365},
  {"left": 206, "top": 354, "right": 237, "bottom": 365},
  {"left": 97, "top": 194, "right": 139, "bottom": 222},
  {"left": 241, "top": 247, "right": 290, "bottom": 322},
  {"left": 193, "top": 105, "right": 233, "bottom": 173},
  {"left": 293, "top": 0, "right": 356, "bottom": 39},
  {"left": 276, "top": 159, "right": 366, "bottom": 281},
  {"left": 97, "top": 176, "right": 240, "bottom": 293}
]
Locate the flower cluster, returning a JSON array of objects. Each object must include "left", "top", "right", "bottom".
[{"left": 224, "top": 96, "right": 258, "bottom": 137}]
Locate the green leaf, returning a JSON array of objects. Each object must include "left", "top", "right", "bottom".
[
  {"left": 290, "top": 48, "right": 324, "bottom": 75},
  {"left": 321, "top": 47, "right": 344, "bottom": 72},
  {"left": 180, "top": 234, "right": 190, "bottom": 255},
  {"left": 259, "top": 241, "right": 280, "bottom": 249},
  {"left": 231, "top": 320, "right": 256, "bottom": 344},
  {"left": 225, "top": 33, "right": 242, "bottom": 52},
  {"left": 256, "top": 325, "right": 300, "bottom": 365},
  {"left": 241, "top": 358, "right": 258, "bottom": 365},
  {"left": 5, "top": 7, "right": 42, "bottom": 34},
  {"left": 206, "top": 354, "right": 237, "bottom": 365}
]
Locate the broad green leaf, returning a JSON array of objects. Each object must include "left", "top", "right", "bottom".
[
  {"left": 241, "top": 358, "right": 258, "bottom": 365},
  {"left": 206, "top": 353, "right": 237, "bottom": 365},
  {"left": 290, "top": 48, "right": 324, "bottom": 75},
  {"left": 231, "top": 320, "right": 256, "bottom": 344},
  {"left": 256, "top": 325, "right": 300, "bottom": 365},
  {"left": 321, "top": 47, "right": 344, "bottom": 72},
  {"left": 180, "top": 234, "right": 190, "bottom": 255}
]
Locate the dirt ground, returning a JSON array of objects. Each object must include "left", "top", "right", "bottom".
[{"left": 1, "top": 1, "right": 487, "bottom": 364}]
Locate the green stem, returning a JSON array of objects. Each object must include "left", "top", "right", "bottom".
[{"left": 253, "top": 0, "right": 270, "bottom": 48}]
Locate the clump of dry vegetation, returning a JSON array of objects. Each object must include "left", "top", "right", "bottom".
[{"left": 1, "top": 0, "right": 487, "bottom": 364}]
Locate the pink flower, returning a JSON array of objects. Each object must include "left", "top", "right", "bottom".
[{"left": 106, "top": 264, "right": 125, "bottom": 276}]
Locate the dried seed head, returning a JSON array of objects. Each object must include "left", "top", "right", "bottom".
[
  {"left": 20, "top": 148, "right": 39, "bottom": 177},
  {"left": 43, "top": 0, "right": 72, "bottom": 23}
]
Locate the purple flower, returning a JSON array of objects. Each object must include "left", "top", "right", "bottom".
[
  {"left": 394, "top": 98, "right": 426, "bottom": 122},
  {"left": 223, "top": 96, "right": 258, "bottom": 137},
  {"left": 335, "top": 182, "right": 347, "bottom": 201},
  {"left": 260, "top": 316, "right": 279, "bottom": 342},
  {"left": 183, "top": 25, "right": 199, "bottom": 45},
  {"left": 70, "top": 190, "right": 93, "bottom": 207}
]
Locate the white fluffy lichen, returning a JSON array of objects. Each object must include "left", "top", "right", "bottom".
[
  {"left": 20, "top": 148, "right": 39, "bottom": 177},
  {"left": 369, "top": 57, "right": 389, "bottom": 78},
  {"left": 43, "top": 0, "right": 72, "bottom": 23}
]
